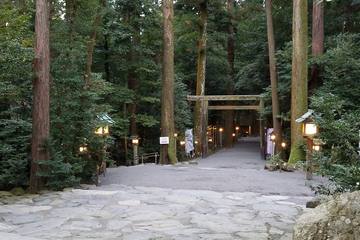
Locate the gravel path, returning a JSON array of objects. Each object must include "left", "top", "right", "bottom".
[
  {"left": 0, "top": 139, "right": 320, "bottom": 240},
  {"left": 103, "top": 139, "right": 316, "bottom": 197}
]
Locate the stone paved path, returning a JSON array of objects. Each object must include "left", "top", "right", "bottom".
[{"left": 0, "top": 139, "right": 319, "bottom": 240}]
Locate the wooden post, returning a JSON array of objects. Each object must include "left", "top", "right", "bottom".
[
  {"left": 201, "top": 100, "right": 209, "bottom": 158},
  {"left": 259, "top": 98, "right": 265, "bottom": 159},
  {"left": 306, "top": 138, "right": 313, "bottom": 180},
  {"left": 133, "top": 144, "right": 138, "bottom": 165}
]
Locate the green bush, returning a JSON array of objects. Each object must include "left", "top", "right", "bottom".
[
  {"left": 310, "top": 33, "right": 360, "bottom": 192},
  {"left": 0, "top": 120, "right": 31, "bottom": 189}
]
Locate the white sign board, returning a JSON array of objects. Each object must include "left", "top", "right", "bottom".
[{"left": 159, "top": 137, "right": 169, "bottom": 145}]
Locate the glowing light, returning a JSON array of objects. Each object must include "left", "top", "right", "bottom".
[
  {"left": 313, "top": 145, "right": 321, "bottom": 151},
  {"left": 132, "top": 139, "right": 139, "bottom": 145},
  {"left": 219, "top": 128, "right": 224, "bottom": 133},
  {"left": 174, "top": 133, "right": 178, "bottom": 137},
  {"left": 270, "top": 134, "right": 276, "bottom": 141},
  {"left": 95, "top": 126, "right": 109, "bottom": 135},
  {"left": 103, "top": 126, "right": 109, "bottom": 134},
  {"left": 79, "top": 146, "right": 88, "bottom": 153},
  {"left": 232, "top": 133, "right": 236, "bottom": 137},
  {"left": 281, "top": 142, "right": 287, "bottom": 148},
  {"left": 180, "top": 141, "right": 186, "bottom": 146},
  {"left": 304, "top": 123, "right": 318, "bottom": 136},
  {"left": 95, "top": 127, "right": 103, "bottom": 135}
]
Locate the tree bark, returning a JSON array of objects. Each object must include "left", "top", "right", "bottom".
[
  {"left": 30, "top": 0, "right": 50, "bottom": 193},
  {"left": 15, "top": 0, "right": 26, "bottom": 12},
  {"left": 160, "top": 0, "right": 177, "bottom": 165},
  {"left": 224, "top": 0, "right": 235, "bottom": 148},
  {"left": 265, "top": 0, "right": 282, "bottom": 154},
  {"left": 128, "top": 61, "right": 138, "bottom": 137},
  {"left": 194, "top": 0, "right": 208, "bottom": 156},
  {"left": 289, "top": 0, "right": 308, "bottom": 164},
  {"left": 309, "top": 0, "right": 324, "bottom": 93},
  {"left": 127, "top": 13, "right": 140, "bottom": 139},
  {"left": 84, "top": 0, "right": 105, "bottom": 88},
  {"left": 344, "top": 2, "right": 360, "bottom": 32},
  {"left": 104, "top": 34, "right": 111, "bottom": 82},
  {"left": 65, "top": 0, "right": 75, "bottom": 26},
  {"left": 102, "top": 0, "right": 110, "bottom": 83},
  {"left": 65, "top": 0, "right": 76, "bottom": 50}
]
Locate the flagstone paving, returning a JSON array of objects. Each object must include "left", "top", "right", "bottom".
[
  {"left": 0, "top": 139, "right": 321, "bottom": 239},
  {"left": 0, "top": 185, "right": 312, "bottom": 240}
]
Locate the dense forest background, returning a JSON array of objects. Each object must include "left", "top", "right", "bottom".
[{"left": 0, "top": 0, "right": 359, "bottom": 191}]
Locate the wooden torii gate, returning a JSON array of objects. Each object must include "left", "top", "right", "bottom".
[{"left": 187, "top": 95, "right": 265, "bottom": 158}]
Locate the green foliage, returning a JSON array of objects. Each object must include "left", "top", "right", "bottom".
[
  {"left": 266, "top": 153, "right": 285, "bottom": 167},
  {"left": 235, "top": 1, "right": 267, "bottom": 94},
  {"left": 136, "top": 114, "right": 158, "bottom": 127},
  {"left": 311, "top": 93, "right": 359, "bottom": 165},
  {"left": 315, "top": 34, "right": 360, "bottom": 109},
  {"left": 325, "top": 165, "right": 360, "bottom": 192},
  {"left": 175, "top": 78, "right": 192, "bottom": 132},
  {"left": 0, "top": 120, "right": 31, "bottom": 189},
  {"left": 37, "top": 141, "right": 81, "bottom": 191},
  {"left": 310, "top": 34, "right": 360, "bottom": 192},
  {"left": 0, "top": 3, "right": 33, "bottom": 190},
  {"left": 313, "top": 159, "right": 360, "bottom": 194},
  {"left": 45, "top": 1, "right": 115, "bottom": 187}
]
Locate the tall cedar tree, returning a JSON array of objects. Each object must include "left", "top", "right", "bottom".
[
  {"left": 194, "top": 0, "right": 208, "bottom": 157},
  {"left": 127, "top": 6, "right": 141, "bottom": 139},
  {"left": 224, "top": 0, "right": 235, "bottom": 148},
  {"left": 289, "top": 0, "right": 308, "bottom": 164},
  {"left": 85, "top": 0, "right": 105, "bottom": 88},
  {"left": 265, "top": 0, "right": 282, "bottom": 153},
  {"left": 309, "top": 0, "right": 324, "bottom": 93},
  {"left": 160, "top": 0, "right": 177, "bottom": 164},
  {"left": 30, "top": 0, "right": 50, "bottom": 193}
]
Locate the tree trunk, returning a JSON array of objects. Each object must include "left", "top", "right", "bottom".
[
  {"left": 128, "top": 62, "right": 138, "bottom": 138},
  {"left": 104, "top": 34, "right": 111, "bottom": 82},
  {"left": 344, "top": 3, "right": 360, "bottom": 32},
  {"left": 65, "top": 0, "right": 76, "bottom": 52},
  {"left": 65, "top": 0, "right": 75, "bottom": 25},
  {"left": 224, "top": 0, "right": 235, "bottom": 148},
  {"left": 84, "top": 0, "right": 105, "bottom": 88},
  {"left": 194, "top": 0, "right": 208, "bottom": 156},
  {"left": 265, "top": 0, "right": 282, "bottom": 154},
  {"left": 309, "top": 0, "right": 324, "bottom": 93},
  {"left": 127, "top": 15, "right": 140, "bottom": 139},
  {"left": 160, "top": 0, "right": 177, "bottom": 165},
  {"left": 102, "top": 0, "right": 110, "bottom": 83},
  {"left": 123, "top": 103, "right": 129, "bottom": 165},
  {"left": 30, "top": 0, "right": 50, "bottom": 193},
  {"left": 15, "top": 0, "right": 26, "bottom": 12},
  {"left": 289, "top": 0, "right": 308, "bottom": 164}
]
